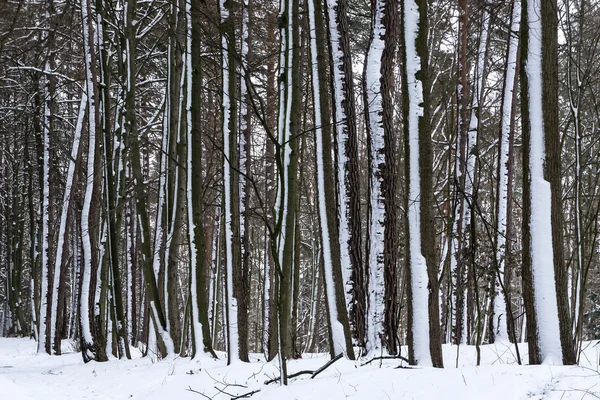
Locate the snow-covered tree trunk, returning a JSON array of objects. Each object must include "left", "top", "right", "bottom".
[
  {"left": 402, "top": 0, "right": 443, "bottom": 368},
  {"left": 325, "top": 0, "right": 360, "bottom": 325},
  {"left": 362, "top": 0, "right": 400, "bottom": 355},
  {"left": 185, "top": 0, "right": 215, "bottom": 360},
  {"left": 463, "top": 9, "right": 490, "bottom": 232},
  {"left": 37, "top": 0, "right": 59, "bottom": 355},
  {"left": 220, "top": 0, "right": 241, "bottom": 364},
  {"left": 185, "top": 0, "right": 204, "bottom": 359},
  {"left": 49, "top": 88, "right": 86, "bottom": 354},
  {"left": 273, "top": 0, "right": 300, "bottom": 382},
  {"left": 363, "top": 0, "right": 386, "bottom": 355},
  {"left": 79, "top": 0, "right": 102, "bottom": 362},
  {"left": 520, "top": 0, "right": 565, "bottom": 365},
  {"left": 37, "top": 58, "right": 51, "bottom": 356},
  {"left": 208, "top": 207, "right": 221, "bottom": 343},
  {"left": 98, "top": 0, "right": 131, "bottom": 360},
  {"left": 164, "top": 0, "right": 184, "bottom": 352},
  {"left": 126, "top": 203, "right": 135, "bottom": 346},
  {"left": 450, "top": 0, "right": 469, "bottom": 346},
  {"left": 151, "top": 84, "right": 169, "bottom": 353},
  {"left": 308, "top": 0, "right": 354, "bottom": 359},
  {"left": 125, "top": 0, "right": 175, "bottom": 360},
  {"left": 69, "top": 218, "right": 81, "bottom": 340},
  {"left": 493, "top": 0, "right": 520, "bottom": 344},
  {"left": 462, "top": 7, "right": 490, "bottom": 346},
  {"left": 261, "top": 23, "right": 279, "bottom": 361},
  {"left": 238, "top": 0, "right": 252, "bottom": 363}
]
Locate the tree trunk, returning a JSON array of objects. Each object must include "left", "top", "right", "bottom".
[
  {"left": 520, "top": 0, "right": 566, "bottom": 365},
  {"left": 402, "top": 0, "right": 443, "bottom": 368}
]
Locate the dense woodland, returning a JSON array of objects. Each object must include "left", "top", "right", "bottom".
[{"left": 1, "top": 0, "right": 600, "bottom": 384}]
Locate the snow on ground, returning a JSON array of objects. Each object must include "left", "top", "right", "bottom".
[{"left": 1, "top": 338, "right": 599, "bottom": 399}]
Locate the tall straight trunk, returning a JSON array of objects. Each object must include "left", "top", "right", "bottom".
[
  {"left": 325, "top": 0, "right": 362, "bottom": 336},
  {"left": 273, "top": 0, "right": 300, "bottom": 383},
  {"left": 363, "top": 0, "right": 385, "bottom": 355},
  {"left": 291, "top": 132, "right": 304, "bottom": 357},
  {"left": 463, "top": 7, "right": 490, "bottom": 346},
  {"left": 541, "top": 0, "right": 575, "bottom": 365},
  {"left": 79, "top": 0, "right": 105, "bottom": 362},
  {"left": 520, "top": 0, "right": 565, "bottom": 365},
  {"left": 220, "top": 0, "right": 243, "bottom": 363},
  {"left": 164, "top": 0, "right": 183, "bottom": 351},
  {"left": 125, "top": 0, "right": 175, "bottom": 359},
  {"left": 565, "top": 0, "right": 588, "bottom": 359},
  {"left": 402, "top": 0, "right": 443, "bottom": 368},
  {"left": 308, "top": 0, "right": 354, "bottom": 359},
  {"left": 152, "top": 68, "right": 170, "bottom": 355},
  {"left": 379, "top": 0, "right": 399, "bottom": 356},
  {"left": 208, "top": 207, "right": 221, "bottom": 347},
  {"left": 451, "top": 0, "right": 469, "bottom": 345},
  {"left": 125, "top": 202, "right": 137, "bottom": 346},
  {"left": 263, "top": 21, "right": 278, "bottom": 361},
  {"left": 493, "top": 0, "right": 520, "bottom": 344},
  {"left": 186, "top": 0, "right": 215, "bottom": 359},
  {"left": 98, "top": 0, "right": 131, "bottom": 360},
  {"left": 25, "top": 130, "right": 39, "bottom": 342},
  {"left": 38, "top": 0, "right": 56, "bottom": 355},
  {"left": 238, "top": 0, "right": 252, "bottom": 362}
]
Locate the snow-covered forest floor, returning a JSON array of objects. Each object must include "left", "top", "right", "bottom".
[{"left": 1, "top": 338, "right": 600, "bottom": 399}]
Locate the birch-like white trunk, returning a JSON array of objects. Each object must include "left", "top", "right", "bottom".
[
  {"left": 79, "top": 0, "right": 97, "bottom": 358},
  {"left": 220, "top": 0, "right": 240, "bottom": 364},
  {"left": 37, "top": 58, "right": 51, "bottom": 355},
  {"left": 184, "top": 0, "right": 205, "bottom": 359},
  {"left": 49, "top": 89, "right": 86, "bottom": 352},
  {"left": 494, "top": 0, "right": 520, "bottom": 343}
]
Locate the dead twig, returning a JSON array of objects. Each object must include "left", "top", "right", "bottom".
[
  {"left": 186, "top": 386, "right": 212, "bottom": 399},
  {"left": 231, "top": 389, "right": 262, "bottom": 399}
]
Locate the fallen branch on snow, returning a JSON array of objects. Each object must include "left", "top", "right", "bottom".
[
  {"left": 361, "top": 355, "right": 410, "bottom": 366},
  {"left": 264, "top": 353, "right": 344, "bottom": 385}
]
